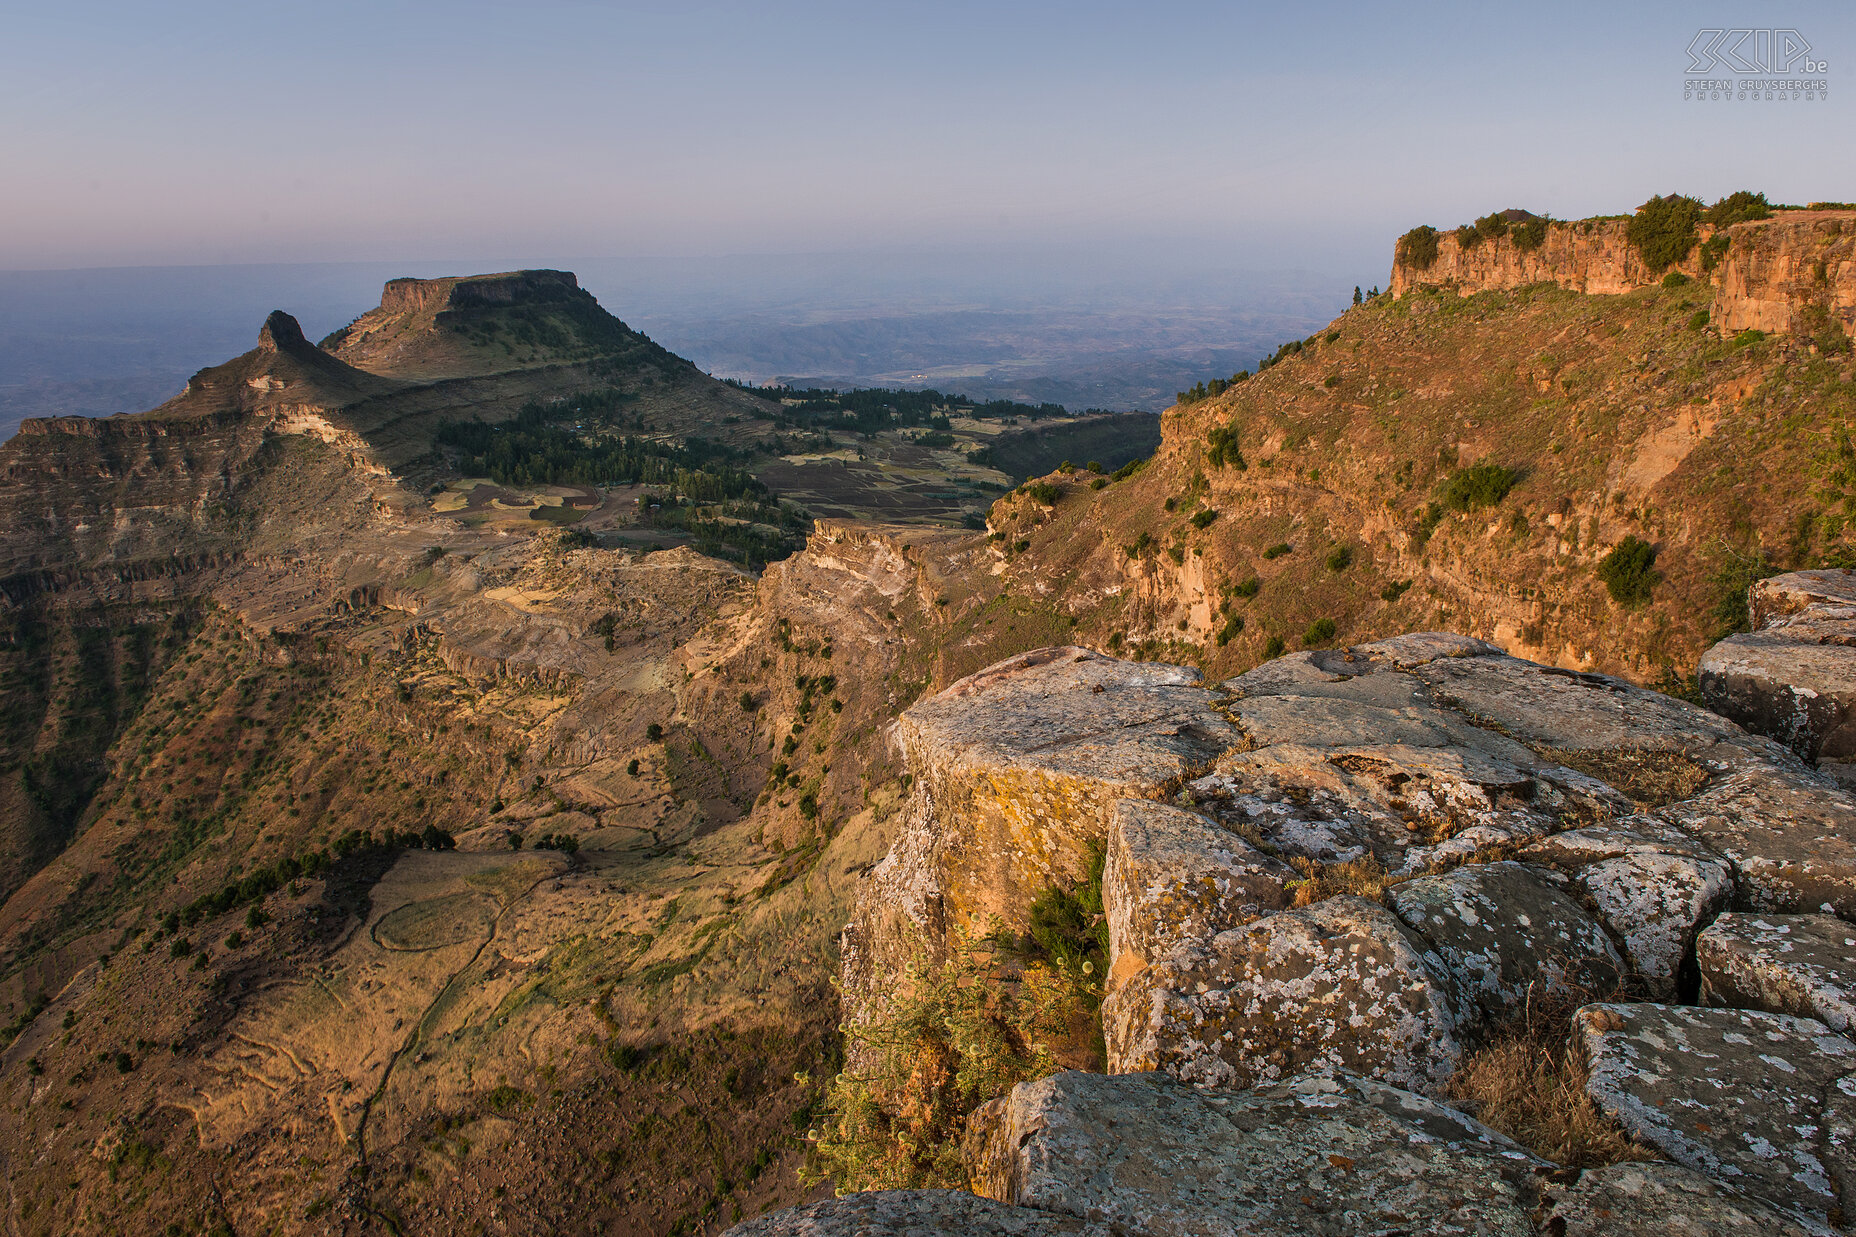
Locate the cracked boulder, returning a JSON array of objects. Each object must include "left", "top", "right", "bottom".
[
  {"left": 1102, "top": 798, "right": 1293, "bottom": 995},
  {"left": 1577, "top": 1001, "right": 1856, "bottom": 1225},
  {"left": 840, "top": 647, "right": 1237, "bottom": 1024},
  {"left": 1699, "top": 912, "right": 1856, "bottom": 1032},
  {"left": 1102, "top": 895, "right": 1463, "bottom": 1092},
  {"left": 1385, "top": 860, "right": 1624, "bottom": 1024},
  {"left": 1537, "top": 1160, "right": 1829, "bottom": 1237},
  {"left": 1518, "top": 818, "right": 1735, "bottom": 999},
  {"left": 966, "top": 1069, "right": 1541, "bottom": 1237},
  {"left": 1700, "top": 570, "right": 1856, "bottom": 786}
]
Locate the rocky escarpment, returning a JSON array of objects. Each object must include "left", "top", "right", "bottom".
[
  {"left": 1390, "top": 208, "right": 1856, "bottom": 338},
  {"left": 782, "top": 620, "right": 1856, "bottom": 1234}
]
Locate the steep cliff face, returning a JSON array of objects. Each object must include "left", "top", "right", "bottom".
[
  {"left": 1390, "top": 209, "right": 1856, "bottom": 338},
  {"left": 1712, "top": 212, "right": 1856, "bottom": 334}
]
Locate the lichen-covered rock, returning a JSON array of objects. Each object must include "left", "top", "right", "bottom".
[
  {"left": 1103, "top": 895, "right": 1463, "bottom": 1092},
  {"left": 722, "top": 1190, "right": 1106, "bottom": 1236},
  {"left": 1537, "top": 1161, "right": 1829, "bottom": 1237},
  {"left": 1514, "top": 816, "right": 1737, "bottom": 998},
  {"left": 1699, "top": 912, "right": 1856, "bottom": 1031},
  {"left": 1102, "top": 798, "right": 1292, "bottom": 993},
  {"left": 1577, "top": 851, "right": 1733, "bottom": 999},
  {"left": 842, "top": 647, "right": 1238, "bottom": 1026},
  {"left": 1657, "top": 769, "right": 1856, "bottom": 917},
  {"left": 1386, "top": 860, "right": 1623, "bottom": 1023},
  {"left": 966, "top": 1069, "right": 1541, "bottom": 1237},
  {"left": 844, "top": 637, "right": 1856, "bottom": 1126},
  {"left": 1700, "top": 569, "right": 1856, "bottom": 779},
  {"left": 1578, "top": 1001, "right": 1856, "bottom": 1224}
]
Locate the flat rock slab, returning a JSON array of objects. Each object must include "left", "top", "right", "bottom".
[
  {"left": 1103, "top": 799, "right": 1292, "bottom": 993},
  {"left": 1578, "top": 1001, "right": 1856, "bottom": 1224},
  {"left": 966, "top": 1069, "right": 1540, "bottom": 1237},
  {"left": 1103, "top": 895, "right": 1463, "bottom": 1093},
  {"left": 1700, "top": 912, "right": 1856, "bottom": 1032},
  {"left": 723, "top": 1190, "right": 1106, "bottom": 1236},
  {"left": 1538, "top": 1161, "right": 1829, "bottom": 1237},
  {"left": 1386, "top": 860, "right": 1623, "bottom": 1024}
]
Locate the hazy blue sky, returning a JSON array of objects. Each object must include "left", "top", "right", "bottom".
[{"left": 2, "top": 0, "right": 1851, "bottom": 274}]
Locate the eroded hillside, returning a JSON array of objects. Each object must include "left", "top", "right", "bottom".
[{"left": 984, "top": 206, "right": 1856, "bottom": 687}]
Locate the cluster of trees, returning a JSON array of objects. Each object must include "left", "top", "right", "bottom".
[
  {"left": 159, "top": 825, "right": 456, "bottom": 932},
  {"left": 1177, "top": 372, "right": 1250, "bottom": 406},
  {"left": 1399, "top": 212, "right": 1550, "bottom": 269},
  {"left": 1630, "top": 191, "right": 1773, "bottom": 272},
  {"left": 439, "top": 413, "right": 766, "bottom": 500},
  {"left": 733, "top": 383, "right": 1067, "bottom": 434}
]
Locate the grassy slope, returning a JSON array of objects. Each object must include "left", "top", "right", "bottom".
[{"left": 990, "top": 280, "right": 1854, "bottom": 684}]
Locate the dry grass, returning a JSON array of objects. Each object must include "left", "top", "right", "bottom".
[
  {"left": 1447, "top": 987, "right": 1657, "bottom": 1167},
  {"left": 1286, "top": 853, "right": 1406, "bottom": 907},
  {"left": 1536, "top": 746, "right": 1711, "bottom": 809}
]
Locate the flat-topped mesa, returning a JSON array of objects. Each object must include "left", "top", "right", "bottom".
[
  {"left": 376, "top": 269, "right": 583, "bottom": 315},
  {"left": 1389, "top": 205, "right": 1856, "bottom": 337}
]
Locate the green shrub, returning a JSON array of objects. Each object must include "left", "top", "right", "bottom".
[
  {"left": 646, "top": 723, "right": 664, "bottom": 741},
  {"left": 1597, "top": 536, "right": 1659, "bottom": 607},
  {"left": 1475, "top": 212, "right": 1511, "bottom": 241},
  {"left": 1263, "top": 635, "right": 1286, "bottom": 658},
  {"left": 1687, "top": 309, "right": 1711, "bottom": 330},
  {"left": 1396, "top": 226, "right": 1440, "bottom": 270},
  {"left": 1440, "top": 463, "right": 1519, "bottom": 512},
  {"left": 1190, "top": 510, "right": 1218, "bottom": 529},
  {"left": 1323, "top": 374, "right": 1341, "bottom": 389},
  {"left": 1627, "top": 195, "right": 1703, "bottom": 272},
  {"left": 1699, "top": 233, "right": 1732, "bottom": 272},
  {"left": 1262, "top": 542, "right": 1291, "bottom": 560},
  {"left": 1513, "top": 216, "right": 1549, "bottom": 252},
  {"left": 1380, "top": 580, "right": 1413, "bottom": 602},
  {"left": 1325, "top": 545, "right": 1353, "bottom": 571},
  {"left": 1110, "top": 457, "right": 1149, "bottom": 483},
  {"left": 1707, "top": 547, "right": 1777, "bottom": 638},
  {"left": 1024, "top": 842, "right": 1108, "bottom": 973},
  {"left": 1123, "top": 531, "right": 1153, "bottom": 559},
  {"left": 1024, "top": 481, "right": 1061, "bottom": 506},
  {"left": 1089, "top": 478, "right": 1107, "bottom": 491},
  {"left": 1705, "top": 190, "right": 1771, "bottom": 227},
  {"left": 1302, "top": 618, "right": 1337, "bottom": 647},
  {"left": 1454, "top": 224, "right": 1482, "bottom": 250},
  {"left": 812, "top": 847, "right": 1105, "bottom": 1195},
  {"left": 1206, "top": 424, "right": 1245, "bottom": 469},
  {"left": 1216, "top": 615, "right": 1245, "bottom": 646},
  {"left": 1732, "top": 328, "right": 1767, "bottom": 348},
  {"left": 1232, "top": 576, "right": 1260, "bottom": 598},
  {"left": 1800, "top": 305, "right": 1853, "bottom": 355},
  {"left": 1660, "top": 271, "right": 1690, "bottom": 289}
]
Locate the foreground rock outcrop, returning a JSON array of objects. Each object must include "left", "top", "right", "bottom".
[{"left": 781, "top": 632, "right": 1856, "bottom": 1233}]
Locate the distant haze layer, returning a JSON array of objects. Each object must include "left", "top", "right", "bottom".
[{"left": 0, "top": 247, "right": 1354, "bottom": 440}]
